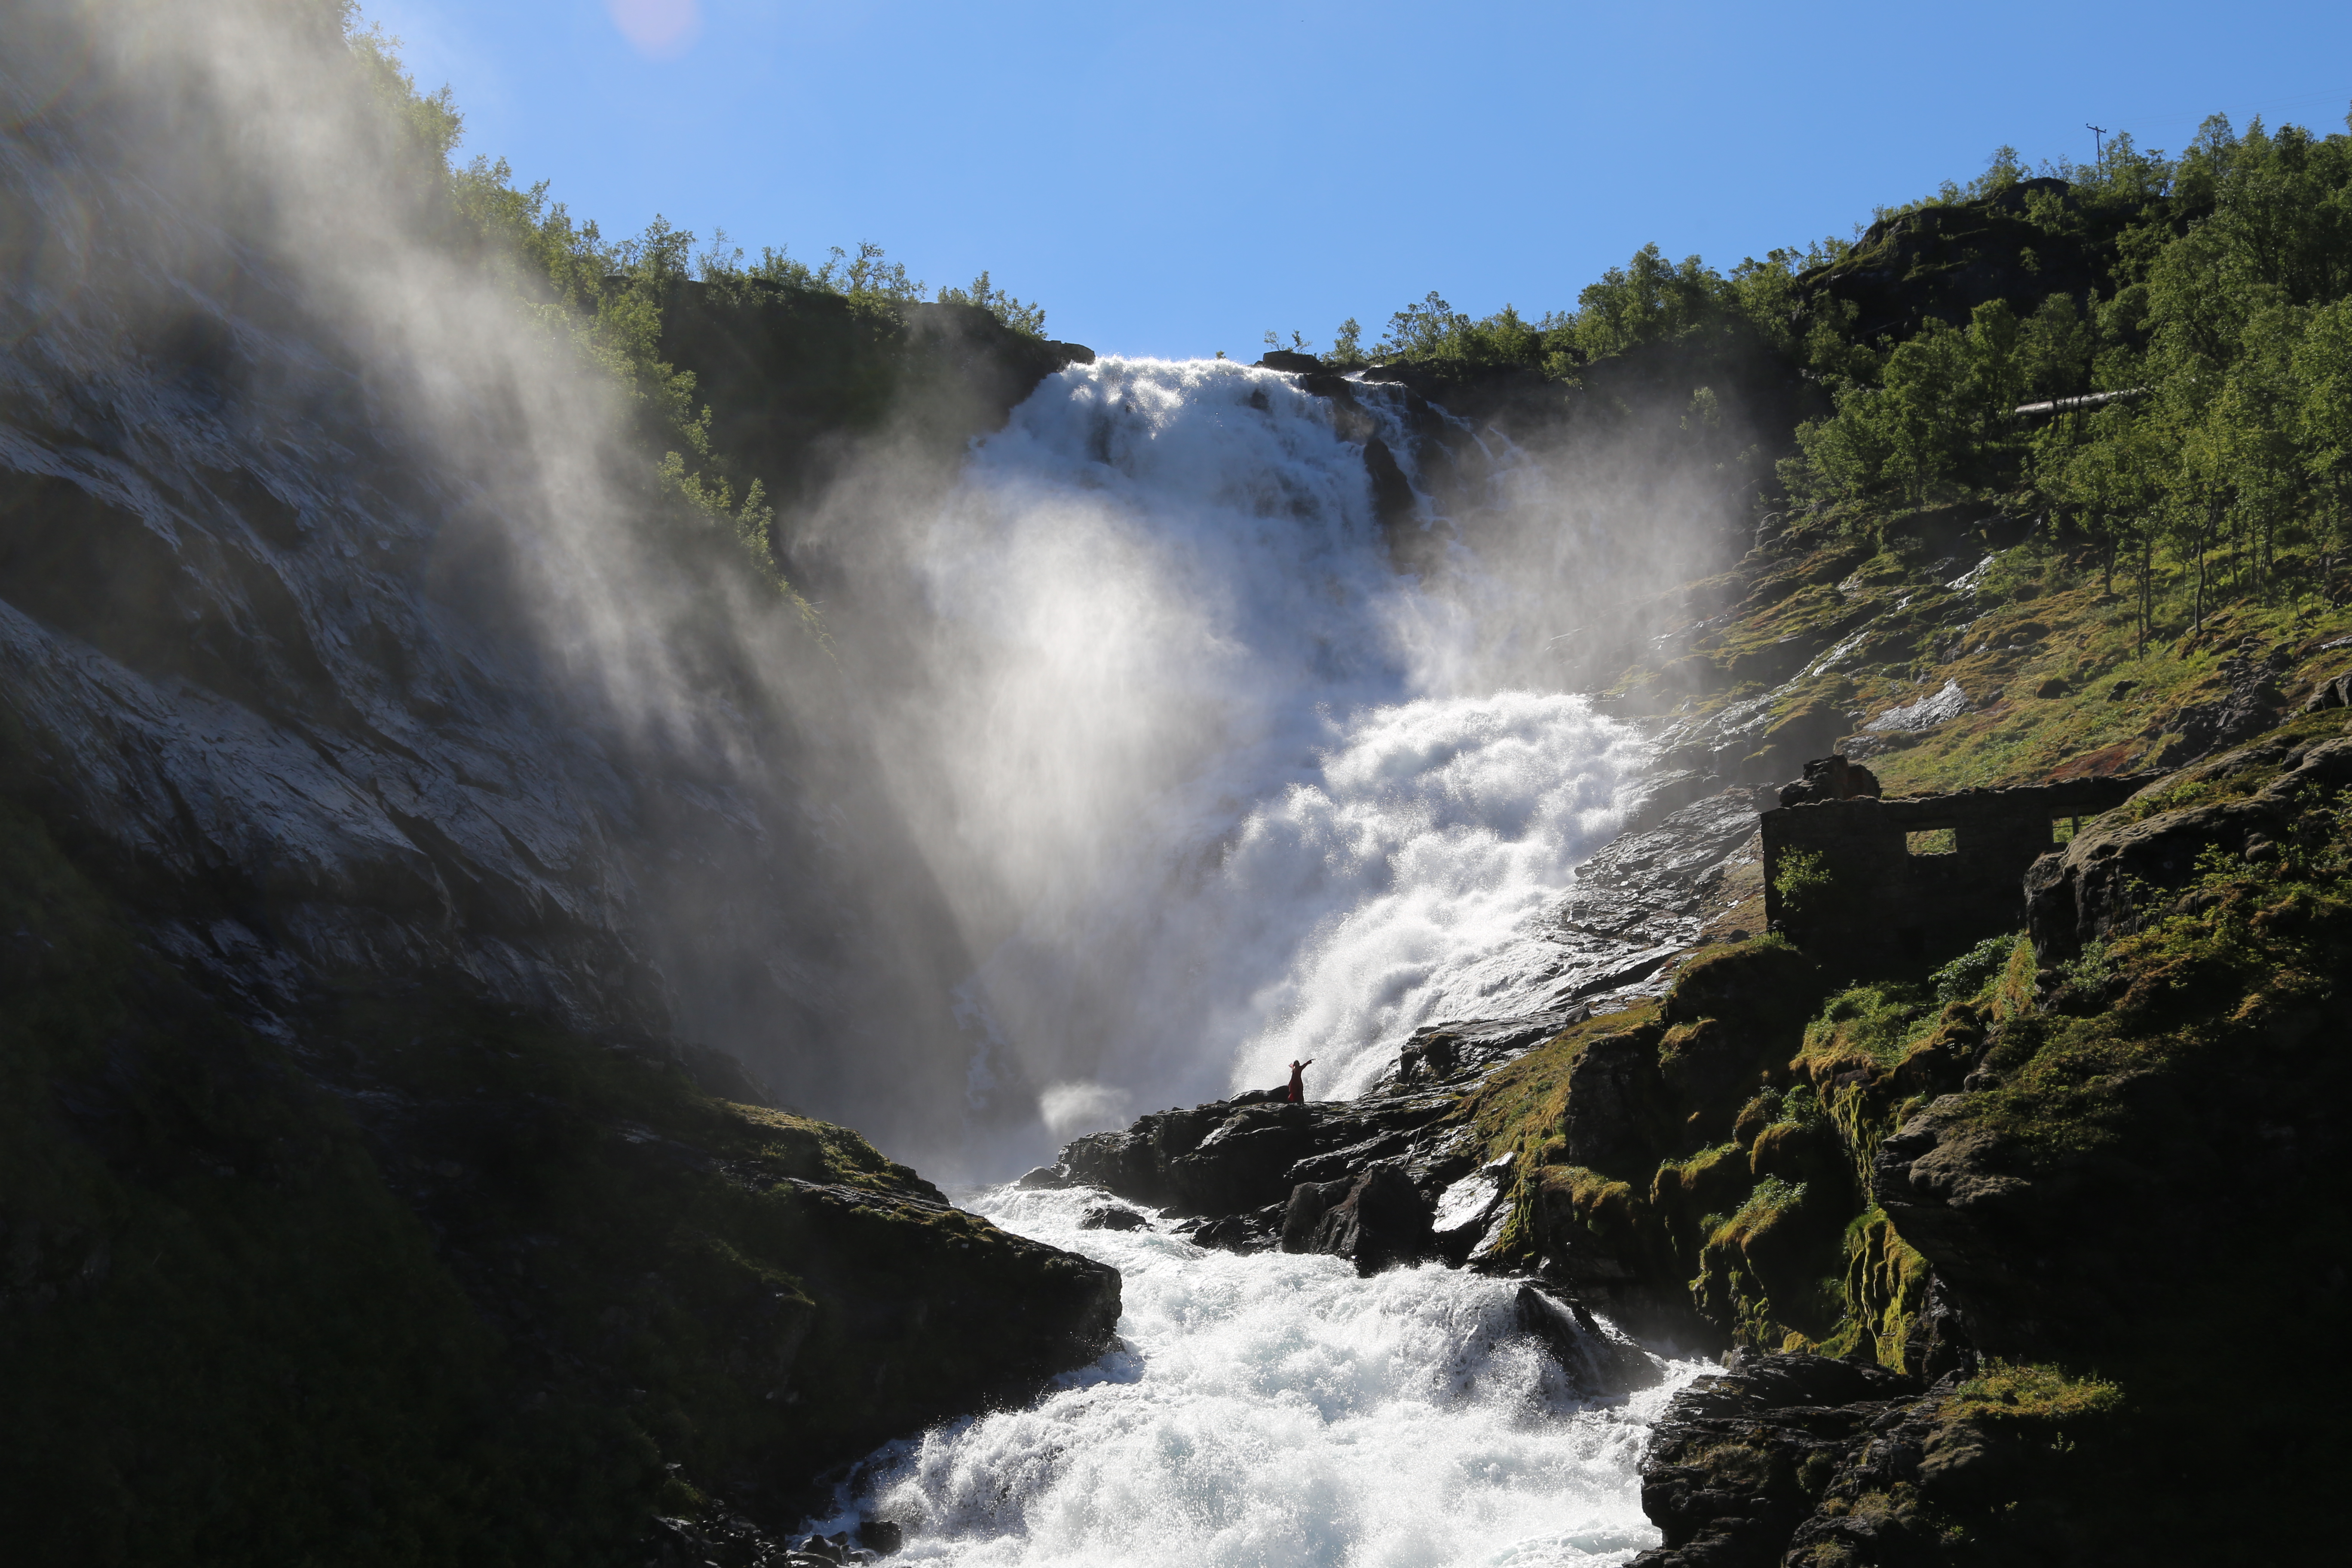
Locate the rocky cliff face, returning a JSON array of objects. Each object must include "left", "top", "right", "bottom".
[
  {"left": 0, "top": 9, "right": 1119, "bottom": 1559},
  {"left": 2, "top": 796, "right": 1121, "bottom": 1560},
  {"left": 0, "top": 10, "right": 1092, "bottom": 1143}
]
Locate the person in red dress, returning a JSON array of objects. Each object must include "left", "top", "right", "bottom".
[{"left": 1286, "top": 1058, "right": 1314, "bottom": 1103}]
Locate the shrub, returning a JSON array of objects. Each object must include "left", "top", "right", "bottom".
[{"left": 1774, "top": 848, "right": 1838, "bottom": 918}]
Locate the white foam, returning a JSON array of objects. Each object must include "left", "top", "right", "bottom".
[{"left": 812, "top": 1187, "right": 1701, "bottom": 1567}]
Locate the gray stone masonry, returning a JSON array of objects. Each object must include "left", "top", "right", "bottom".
[{"left": 1760, "top": 772, "right": 2160, "bottom": 967}]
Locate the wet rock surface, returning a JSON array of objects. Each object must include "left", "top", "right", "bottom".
[
  {"left": 0, "top": 100, "right": 1024, "bottom": 1145},
  {"left": 643, "top": 1512, "right": 906, "bottom": 1567},
  {"left": 1279, "top": 1161, "right": 1436, "bottom": 1274},
  {"left": 1514, "top": 1285, "right": 1663, "bottom": 1398},
  {"left": 1543, "top": 787, "right": 1768, "bottom": 1000},
  {"left": 0, "top": 38, "right": 1127, "bottom": 1551},
  {"left": 1059, "top": 1089, "right": 1473, "bottom": 1219}
]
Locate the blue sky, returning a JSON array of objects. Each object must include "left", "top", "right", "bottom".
[{"left": 371, "top": 0, "right": 2352, "bottom": 359}]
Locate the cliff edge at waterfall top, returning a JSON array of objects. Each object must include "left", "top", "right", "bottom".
[{"left": 6, "top": 4, "right": 2352, "bottom": 1565}]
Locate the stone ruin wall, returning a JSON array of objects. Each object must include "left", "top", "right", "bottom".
[{"left": 1761, "top": 775, "right": 2161, "bottom": 966}]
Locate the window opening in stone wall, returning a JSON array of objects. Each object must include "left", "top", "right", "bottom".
[
  {"left": 2052, "top": 815, "right": 2083, "bottom": 845},
  {"left": 1905, "top": 828, "right": 1957, "bottom": 856}
]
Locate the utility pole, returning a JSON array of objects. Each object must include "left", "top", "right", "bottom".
[{"left": 2087, "top": 123, "right": 2108, "bottom": 165}]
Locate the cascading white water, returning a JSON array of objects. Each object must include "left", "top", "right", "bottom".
[
  {"left": 808, "top": 1187, "right": 1703, "bottom": 1566},
  {"left": 819, "top": 360, "right": 1685, "bottom": 1564},
  {"left": 864, "top": 357, "right": 1650, "bottom": 1156}
]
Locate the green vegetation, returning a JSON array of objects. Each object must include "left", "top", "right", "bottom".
[
  {"left": 343, "top": 10, "right": 1051, "bottom": 610},
  {"left": 1772, "top": 847, "right": 1837, "bottom": 918},
  {"left": 1791, "top": 119, "right": 2352, "bottom": 638},
  {"left": 1338, "top": 113, "right": 2352, "bottom": 695},
  {"left": 34, "top": 13, "right": 2347, "bottom": 1562},
  {"left": 1333, "top": 239, "right": 1836, "bottom": 382},
  {"left": 1945, "top": 1360, "right": 2123, "bottom": 1427},
  {"left": 1974, "top": 798, "right": 2352, "bottom": 1160},
  {"left": 1829, "top": 1206, "right": 1933, "bottom": 1367},
  {"left": 1787, "top": 121, "right": 2343, "bottom": 630}
]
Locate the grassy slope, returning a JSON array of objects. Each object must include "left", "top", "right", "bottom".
[{"left": 1626, "top": 505, "right": 2352, "bottom": 797}]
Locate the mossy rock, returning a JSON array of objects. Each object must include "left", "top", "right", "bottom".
[{"left": 1664, "top": 936, "right": 1826, "bottom": 1032}]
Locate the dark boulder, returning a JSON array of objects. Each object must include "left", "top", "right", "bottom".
[
  {"left": 1191, "top": 1204, "right": 1283, "bottom": 1254},
  {"left": 2152, "top": 642, "right": 2296, "bottom": 766},
  {"left": 1279, "top": 1178, "right": 1355, "bottom": 1252},
  {"left": 1398, "top": 1031, "right": 1460, "bottom": 1083},
  {"left": 1777, "top": 753, "right": 1882, "bottom": 806},
  {"left": 1079, "top": 1206, "right": 1148, "bottom": 1231},
  {"left": 1167, "top": 1103, "right": 1321, "bottom": 1215},
  {"left": 2304, "top": 671, "right": 2352, "bottom": 712},
  {"left": 1255, "top": 349, "right": 1322, "bottom": 373},
  {"left": 1052, "top": 1099, "right": 1238, "bottom": 1205},
  {"left": 1362, "top": 437, "right": 1417, "bottom": 536},
  {"left": 1868, "top": 1096, "right": 2031, "bottom": 1332},
  {"left": 1058, "top": 1128, "right": 1157, "bottom": 1200},
  {"left": 1277, "top": 1161, "right": 1434, "bottom": 1274},
  {"left": 1514, "top": 1285, "right": 1661, "bottom": 1396},
  {"left": 1654, "top": 1016, "right": 1765, "bottom": 1115},
  {"left": 1147, "top": 1102, "right": 1234, "bottom": 1164},
  {"left": 1629, "top": 1351, "right": 1926, "bottom": 1568},
  {"left": 1050, "top": 1090, "right": 1462, "bottom": 1228}
]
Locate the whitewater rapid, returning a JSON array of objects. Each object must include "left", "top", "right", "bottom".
[
  {"left": 867, "top": 357, "right": 1650, "bottom": 1157},
  {"left": 809, "top": 1186, "right": 1703, "bottom": 1567}
]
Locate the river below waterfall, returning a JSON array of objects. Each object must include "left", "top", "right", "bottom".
[{"left": 807, "top": 1186, "right": 1704, "bottom": 1566}]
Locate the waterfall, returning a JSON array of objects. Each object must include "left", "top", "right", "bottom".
[
  {"left": 805, "top": 359, "right": 1685, "bottom": 1562},
  {"left": 851, "top": 358, "right": 1651, "bottom": 1164}
]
